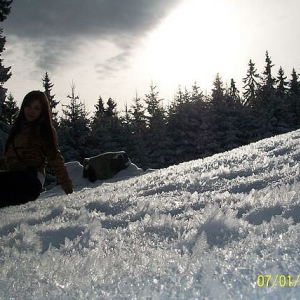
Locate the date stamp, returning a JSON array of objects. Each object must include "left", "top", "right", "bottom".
[{"left": 257, "top": 274, "right": 300, "bottom": 288}]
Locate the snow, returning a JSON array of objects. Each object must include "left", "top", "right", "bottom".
[{"left": 1, "top": 130, "right": 300, "bottom": 299}]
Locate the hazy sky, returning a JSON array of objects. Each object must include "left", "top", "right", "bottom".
[{"left": 2, "top": 0, "right": 300, "bottom": 113}]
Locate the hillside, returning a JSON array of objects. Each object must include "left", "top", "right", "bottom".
[{"left": 1, "top": 130, "right": 300, "bottom": 299}]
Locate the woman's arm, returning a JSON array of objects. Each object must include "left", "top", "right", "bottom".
[
  {"left": 47, "top": 149, "right": 73, "bottom": 194},
  {"left": 45, "top": 128, "right": 73, "bottom": 194}
]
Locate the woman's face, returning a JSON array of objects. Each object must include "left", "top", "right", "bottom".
[{"left": 24, "top": 99, "right": 42, "bottom": 122}]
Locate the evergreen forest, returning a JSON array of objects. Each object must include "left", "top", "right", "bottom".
[{"left": 1, "top": 0, "right": 300, "bottom": 183}]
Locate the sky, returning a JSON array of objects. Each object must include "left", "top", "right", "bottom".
[{"left": 1, "top": 0, "right": 300, "bottom": 114}]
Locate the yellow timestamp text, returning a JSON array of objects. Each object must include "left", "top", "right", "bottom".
[{"left": 257, "top": 274, "right": 300, "bottom": 288}]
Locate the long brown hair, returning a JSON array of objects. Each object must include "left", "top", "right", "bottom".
[{"left": 5, "top": 90, "right": 57, "bottom": 153}]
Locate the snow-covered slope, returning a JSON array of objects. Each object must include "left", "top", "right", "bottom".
[{"left": 1, "top": 130, "right": 300, "bottom": 299}]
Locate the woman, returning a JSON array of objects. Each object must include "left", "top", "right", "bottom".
[{"left": 0, "top": 90, "right": 73, "bottom": 208}]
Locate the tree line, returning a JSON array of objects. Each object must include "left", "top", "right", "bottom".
[
  {"left": 1, "top": 0, "right": 300, "bottom": 175},
  {"left": 5, "top": 52, "right": 300, "bottom": 173},
  {"left": 46, "top": 51, "right": 300, "bottom": 171}
]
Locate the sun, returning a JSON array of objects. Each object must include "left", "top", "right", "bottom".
[{"left": 141, "top": 0, "right": 241, "bottom": 93}]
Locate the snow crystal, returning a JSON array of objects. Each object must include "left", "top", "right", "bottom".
[{"left": 1, "top": 130, "right": 300, "bottom": 298}]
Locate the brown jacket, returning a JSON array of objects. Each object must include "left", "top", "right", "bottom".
[{"left": 0, "top": 125, "right": 73, "bottom": 194}]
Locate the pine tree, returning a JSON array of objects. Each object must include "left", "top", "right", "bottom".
[
  {"left": 242, "top": 59, "right": 263, "bottom": 141},
  {"left": 262, "top": 51, "right": 276, "bottom": 88},
  {"left": 102, "top": 98, "right": 124, "bottom": 151},
  {"left": 190, "top": 82, "right": 216, "bottom": 157},
  {"left": 210, "top": 74, "right": 243, "bottom": 151},
  {"left": 288, "top": 69, "right": 300, "bottom": 127},
  {"left": 42, "top": 71, "right": 59, "bottom": 126},
  {"left": 257, "top": 51, "right": 278, "bottom": 136},
  {"left": 227, "top": 79, "right": 241, "bottom": 105},
  {"left": 93, "top": 96, "right": 105, "bottom": 120},
  {"left": 223, "top": 80, "right": 246, "bottom": 148},
  {"left": 274, "top": 66, "right": 289, "bottom": 131},
  {"left": 0, "top": 0, "right": 12, "bottom": 156},
  {"left": 168, "top": 85, "right": 215, "bottom": 163},
  {"left": 0, "top": 0, "right": 12, "bottom": 22},
  {"left": 211, "top": 73, "right": 225, "bottom": 107},
  {"left": 242, "top": 59, "right": 260, "bottom": 108},
  {"left": 167, "top": 86, "right": 192, "bottom": 162},
  {"left": 144, "top": 83, "right": 169, "bottom": 168},
  {"left": 144, "top": 83, "right": 164, "bottom": 118},
  {"left": 105, "top": 98, "right": 117, "bottom": 117},
  {"left": 89, "top": 96, "right": 106, "bottom": 156},
  {"left": 130, "top": 92, "right": 147, "bottom": 134},
  {"left": 90, "top": 96, "right": 124, "bottom": 154},
  {"left": 276, "top": 66, "right": 288, "bottom": 98},
  {"left": 127, "top": 92, "right": 148, "bottom": 167},
  {"left": 210, "top": 74, "right": 227, "bottom": 152},
  {"left": 289, "top": 69, "right": 300, "bottom": 95},
  {"left": 190, "top": 82, "right": 204, "bottom": 104},
  {"left": 1, "top": 92, "right": 19, "bottom": 125},
  {"left": 259, "top": 51, "right": 276, "bottom": 104},
  {"left": 58, "top": 83, "right": 90, "bottom": 162},
  {"left": 0, "top": 0, "right": 12, "bottom": 114},
  {"left": 119, "top": 103, "right": 135, "bottom": 155}
]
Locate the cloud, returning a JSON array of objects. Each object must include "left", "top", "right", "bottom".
[
  {"left": 95, "top": 50, "right": 131, "bottom": 79},
  {"left": 2, "top": 0, "right": 181, "bottom": 74},
  {"left": 6, "top": 0, "right": 180, "bottom": 38}
]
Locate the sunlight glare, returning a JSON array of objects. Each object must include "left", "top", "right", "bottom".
[{"left": 143, "top": 0, "right": 241, "bottom": 92}]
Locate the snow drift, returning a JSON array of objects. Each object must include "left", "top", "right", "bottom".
[{"left": 1, "top": 130, "right": 300, "bottom": 299}]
